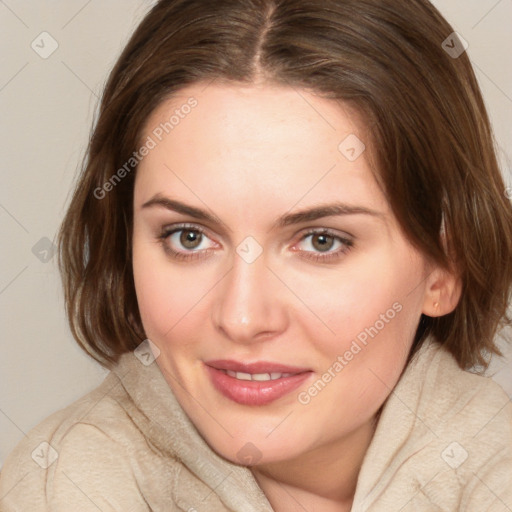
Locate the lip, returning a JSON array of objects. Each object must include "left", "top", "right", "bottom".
[
  {"left": 204, "top": 359, "right": 313, "bottom": 406},
  {"left": 205, "top": 359, "right": 311, "bottom": 374}
]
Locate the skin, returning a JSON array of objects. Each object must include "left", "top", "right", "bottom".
[{"left": 132, "top": 82, "right": 461, "bottom": 511}]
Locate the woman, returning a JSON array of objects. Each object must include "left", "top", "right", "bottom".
[{"left": 1, "top": 0, "right": 511, "bottom": 510}]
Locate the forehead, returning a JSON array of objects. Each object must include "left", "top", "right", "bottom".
[
  {"left": 143, "top": 82, "right": 366, "bottom": 150},
  {"left": 135, "top": 82, "right": 387, "bottom": 215}
]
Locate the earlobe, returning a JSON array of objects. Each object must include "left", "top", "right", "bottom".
[{"left": 422, "top": 265, "right": 463, "bottom": 318}]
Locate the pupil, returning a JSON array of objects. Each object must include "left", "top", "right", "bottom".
[
  {"left": 181, "top": 230, "right": 201, "bottom": 249},
  {"left": 313, "top": 234, "right": 333, "bottom": 252}
]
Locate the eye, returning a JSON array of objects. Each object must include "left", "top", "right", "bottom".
[
  {"left": 302, "top": 233, "right": 337, "bottom": 252},
  {"left": 175, "top": 229, "right": 204, "bottom": 250},
  {"left": 293, "top": 229, "right": 354, "bottom": 263},
  {"left": 157, "top": 224, "right": 217, "bottom": 261}
]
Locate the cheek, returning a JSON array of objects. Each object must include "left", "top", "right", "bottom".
[
  {"left": 325, "top": 258, "right": 424, "bottom": 399},
  {"left": 132, "top": 240, "right": 216, "bottom": 351},
  {"left": 282, "top": 248, "right": 413, "bottom": 340},
  {"left": 288, "top": 249, "right": 423, "bottom": 387}
]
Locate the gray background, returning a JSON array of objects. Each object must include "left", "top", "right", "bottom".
[{"left": 1, "top": 0, "right": 511, "bottom": 467}]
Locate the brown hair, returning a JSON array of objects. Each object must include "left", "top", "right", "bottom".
[{"left": 58, "top": 0, "right": 512, "bottom": 370}]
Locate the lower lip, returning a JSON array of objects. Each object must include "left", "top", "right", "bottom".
[{"left": 205, "top": 365, "right": 312, "bottom": 406}]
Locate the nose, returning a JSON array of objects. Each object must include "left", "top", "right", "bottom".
[{"left": 211, "top": 249, "right": 289, "bottom": 344}]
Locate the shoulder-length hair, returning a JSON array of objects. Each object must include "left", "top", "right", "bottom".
[{"left": 58, "top": 0, "right": 512, "bottom": 369}]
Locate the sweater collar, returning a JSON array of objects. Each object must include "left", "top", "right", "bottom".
[
  {"left": 112, "top": 344, "right": 274, "bottom": 511},
  {"left": 112, "top": 335, "right": 444, "bottom": 510}
]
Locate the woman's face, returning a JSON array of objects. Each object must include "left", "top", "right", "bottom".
[{"left": 132, "top": 82, "right": 433, "bottom": 465}]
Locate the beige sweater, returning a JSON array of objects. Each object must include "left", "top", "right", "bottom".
[{"left": 1, "top": 336, "right": 511, "bottom": 511}]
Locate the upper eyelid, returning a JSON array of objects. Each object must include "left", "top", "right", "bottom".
[
  {"left": 161, "top": 223, "right": 209, "bottom": 235},
  {"left": 293, "top": 230, "right": 353, "bottom": 251},
  {"left": 160, "top": 223, "right": 351, "bottom": 237},
  {"left": 161, "top": 224, "right": 219, "bottom": 250},
  {"left": 300, "top": 227, "right": 352, "bottom": 239},
  {"left": 161, "top": 224, "right": 352, "bottom": 249}
]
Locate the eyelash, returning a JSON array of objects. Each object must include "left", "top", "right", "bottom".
[
  {"left": 156, "top": 224, "right": 354, "bottom": 263},
  {"left": 157, "top": 224, "right": 213, "bottom": 262},
  {"left": 297, "top": 228, "right": 354, "bottom": 263}
]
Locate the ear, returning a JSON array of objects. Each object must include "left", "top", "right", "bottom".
[{"left": 422, "top": 262, "right": 462, "bottom": 318}]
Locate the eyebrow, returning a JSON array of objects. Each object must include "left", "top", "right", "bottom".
[
  {"left": 141, "top": 194, "right": 385, "bottom": 231},
  {"left": 272, "top": 203, "right": 384, "bottom": 229},
  {"left": 142, "top": 195, "right": 225, "bottom": 226}
]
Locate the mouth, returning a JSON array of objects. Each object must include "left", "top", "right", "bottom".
[{"left": 204, "top": 359, "right": 313, "bottom": 406}]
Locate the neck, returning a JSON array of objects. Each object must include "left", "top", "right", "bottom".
[{"left": 251, "top": 412, "right": 380, "bottom": 512}]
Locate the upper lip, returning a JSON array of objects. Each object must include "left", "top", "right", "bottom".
[{"left": 205, "top": 359, "right": 312, "bottom": 374}]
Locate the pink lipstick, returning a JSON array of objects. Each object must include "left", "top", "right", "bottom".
[{"left": 204, "top": 359, "right": 313, "bottom": 406}]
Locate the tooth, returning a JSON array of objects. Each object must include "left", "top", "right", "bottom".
[
  {"left": 252, "top": 373, "right": 271, "bottom": 381},
  {"left": 224, "top": 370, "right": 295, "bottom": 381}
]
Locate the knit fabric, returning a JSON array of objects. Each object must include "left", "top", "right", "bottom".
[{"left": 1, "top": 336, "right": 511, "bottom": 511}]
